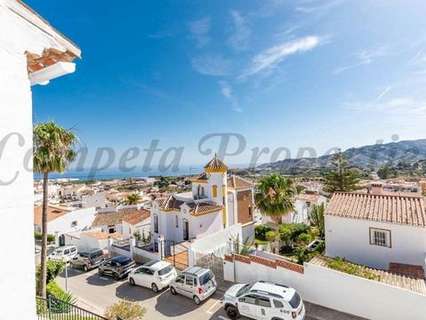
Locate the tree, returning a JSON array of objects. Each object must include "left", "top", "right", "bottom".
[
  {"left": 377, "top": 164, "right": 396, "bottom": 179},
  {"left": 323, "top": 152, "right": 360, "bottom": 193},
  {"left": 105, "top": 300, "right": 146, "bottom": 320},
  {"left": 124, "top": 192, "right": 141, "bottom": 205},
  {"left": 34, "top": 121, "right": 77, "bottom": 298},
  {"left": 255, "top": 174, "right": 296, "bottom": 221},
  {"left": 308, "top": 203, "right": 325, "bottom": 239}
]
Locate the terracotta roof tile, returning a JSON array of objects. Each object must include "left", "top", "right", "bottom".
[
  {"left": 204, "top": 154, "right": 228, "bottom": 173},
  {"left": 327, "top": 192, "right": 426, "bottom": 227},
  {"left": 92, "top": 208, "right": 149, "bottom": 227},
  {"left": 227, "top": 175, "right": 254, "bottom": 190},
  {"left": 34, "top": 205, "right": 70, "bottom": 225}
]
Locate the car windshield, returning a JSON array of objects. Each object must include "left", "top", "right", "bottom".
[
  {"left": 236, "top": 283, "right": 255, "bottom": 297},
  {"left": 158, "top": 265, "right": 173, "bottom": 276},
  {"left": 289, "top": 292, "right": 301, "bottom": 309},
  {"left": 199, "top": 271, "right": 213, "bottom": 285},
  {"left": 79, "top": 252, "right": 90, "bottom": 258}
]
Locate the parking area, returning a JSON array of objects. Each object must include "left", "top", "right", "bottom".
[{"left": 57, "top": 267, "right": 364, "bottom": 320}]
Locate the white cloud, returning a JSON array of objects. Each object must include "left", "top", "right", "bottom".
[
  {"left": 345, "top": 97, "right": 426, "bottom": 117},
  {"left": 334, "top": 46, "right": 389, "bottom": 75},
  {"left": 219, "top": 81, "right": 242, "bottom": 112},
  {"left": 191, "top": 54, "right": 232, "bottom": 76},
  {"left": 228, "top": 10, "right": 251, "bottom": 51},
  {"left": 188, "top": 17, "right": 211, "bottom": 48},
  {"left": 241, "top": 36, "right": 321, "bottom": 78},
  {"left": 296, "top": 0, "right": 345, "bottom": 15}
]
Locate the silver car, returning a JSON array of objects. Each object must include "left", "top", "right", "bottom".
[{"left": 169, "top": 266, "right": 217, "bottom": 305}]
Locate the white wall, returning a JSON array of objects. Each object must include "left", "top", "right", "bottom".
[
  {"left": 224, "top": 255, "right": 426, "bottom": 320},
  {"left": 325, "top": 215, "right": 426, "bottom": 271},
  {"left": 81, "top": 192, "right": 106, "bottom": 208},
  {"left": 190, "top": 211, "right": 223, "bottom": 239},
  {"left": 47, "top": 207, "right": 97, "bottom": 236}
]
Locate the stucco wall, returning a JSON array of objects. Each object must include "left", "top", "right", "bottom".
[
  {"left": 0, "top": 2, "right": 78, "bottom": 318},
  {"left": 224, "top": 255, "right": 426, "bottom": 320},
  {"left": 325, "top": 215, "right": 426, "bottom": 271},
  {"left": 46, "top": 207, "right": 97, "bottom": 236},
  {"left": 190, "top": 211, "right": 223, "bottom": 239}
]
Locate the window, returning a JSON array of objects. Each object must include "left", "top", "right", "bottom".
[
  {"left": 175, "top": 275, "right": 184, "bottom": 284},
  {"left": 289, "top": 292, "right": 301, "bottom": 309},
  {"left": 154, "top": 215, "right": 159, "bottom": 233},
  {"left": 369, "top": 228, "right": 391, "bottom": 248},
  {"left": 175, "top": 215, "right": 179, "bottom": 228},
  {"left": 273, "top": 300, "right": 284, "bottom": 308},
  {"left": 185, "top": 276, "right": 195, "bottom": 287},
  {"left": 256, "top": 296, "right": 271, "bottom": 308},
  {"left": 212, "top": 185, "right": 218, "bottom": 197},
  {"left": 199, "top": 271, "right": 213, "bottom": 285},
  {"left": 71, "top": 221, "right": 78, "bottom": 227},
  {"left": 239, "top": 295, "right": 257, "bottom": 305}
]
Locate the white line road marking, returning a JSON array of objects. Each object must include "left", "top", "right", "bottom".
[{"left": 206, "top": 299, "right": 221, "bottom": 315}]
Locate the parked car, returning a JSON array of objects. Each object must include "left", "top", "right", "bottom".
[
  {"left": 223, "top": 281, "right": 305, "bottom": 320},
  {"left": 71, "top": 249, "right": 107, "bottom": 271},
  {"left": 129, "top": 260, "right": 177, "bottom": 292},
  {"left": 169, "top": 266, "right": 216, "bottom": 305},
  {"left": 98, "top": 255, "right": 136, "bottom": 280},
  {"left": 48, "top": 245, "right": 78, "bottom": 262}
]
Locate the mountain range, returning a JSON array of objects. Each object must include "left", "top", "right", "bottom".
[{"left": 256, "top": 139, "right": 426, "bottom": 174}]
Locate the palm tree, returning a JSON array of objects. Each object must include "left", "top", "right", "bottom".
[
  {"left": 323, "top": 151, "right": 360, "bottom": 194},
  {"left": 124, "top": 192, "right": 141, "bottom": 205},
  {"left": 308, "top": 203, "right": 325, "bottom": 239},
  {"left": 34, "top": 121, "right": 77, "bottom": 298},
  {"left": 255, "top": 174, "right": 296, "bottom": 222}
]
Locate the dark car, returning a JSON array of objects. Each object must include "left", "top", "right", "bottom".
[
  {"left": 98, "top": 255, "right": 136, "bottom": 280},
  {"left": 71, "top": 249, "right": 107, "bottom": 271}
]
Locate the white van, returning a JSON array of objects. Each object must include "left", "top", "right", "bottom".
[
  {"left": 48, "top": 245, "right": 78, "bottom": 263},
  {"left": 223, "top": 281, "right": 305, "bottom": 320}
]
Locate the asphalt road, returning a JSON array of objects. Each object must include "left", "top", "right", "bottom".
[{"left": 57, "top": 267, "right": 364, "bottom": 320}]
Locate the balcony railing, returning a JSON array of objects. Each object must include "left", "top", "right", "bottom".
[{"left": 36, "top": 296, "right": 107, "bottom": 320}]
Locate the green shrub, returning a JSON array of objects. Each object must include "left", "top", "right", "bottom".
[
  {"left": 34, "top": 232, "right": 55, "bottom": 243},
  {"left": 46, "top": 281, "right": 77, "bottom": 312},
  {"left": 265, "top": 231, "right": 277, "bottom": 242},
  {"left": 37, "top": 260, "right": 65, "bottom": 285},
  {"left": 297, "top": 233, "right": 311, "bottom": 244},
  {"left": 327, "top": 257, "right": 380, "bottom": 281},
  {"left": 255, "top": 225, "right": 272, "bottom": 241}
]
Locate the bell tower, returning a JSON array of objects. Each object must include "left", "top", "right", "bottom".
[{"left": 204, "top": 154, "right": 229, "bottom": 227}]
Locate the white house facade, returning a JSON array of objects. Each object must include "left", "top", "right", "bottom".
[
  {"left": 0, "top": 1, "right": 80, "bottom": 318},
  {"left": 151, "top": 155, "right": 256, "bottom": 244},
  {"left": 325, "top": 192, "right": 426, "bottom": 276}
]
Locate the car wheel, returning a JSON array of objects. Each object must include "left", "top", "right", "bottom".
[
  {"left": 170, "top": 286, "right": 177, "bottom": 295},
  {"left": 129, "top": 278, "right": 135, "bottom": 286},
  {"left": 226, "top": 306, "right": 240, "bottom": 320},
  {"left": 151, "top": 283, "right": 159, "bottom": 293},
  {"left": 193, "top": 295, "right": 201, "bottom": 305}
]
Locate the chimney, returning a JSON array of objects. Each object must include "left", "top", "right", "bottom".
[{"left": 369, "top": 183, "right": 384, "bottom": 195}]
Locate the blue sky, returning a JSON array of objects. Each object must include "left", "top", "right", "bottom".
[{"left": 29, "top": 0, "right": 426, "bottom": 171}]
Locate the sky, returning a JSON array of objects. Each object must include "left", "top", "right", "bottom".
[{"left": 28, "top": 0, "right": 426, "bottom": 174}]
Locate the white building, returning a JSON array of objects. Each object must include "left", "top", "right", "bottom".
[
  {"left": 81, "top": 192, "right": 106, "bottom": 209},
  {"left": 0, "top": 1, "right": 81, "bottom": 317},
  {"left": 151, "top": 155, "right": 256, "bottom": 244},
  {"left": 267, "top": 192, "right": 328, "bottom": 225},
  {"left": 34, "top": 205, "right": 96, "bottom": 244},
  {"left": 325, "top": 191, "right": 426, "bottom": 276}
]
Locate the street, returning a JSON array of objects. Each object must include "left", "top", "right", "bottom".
[{"left": 57, "top": 267, "right": 364, "bottom": 320}]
